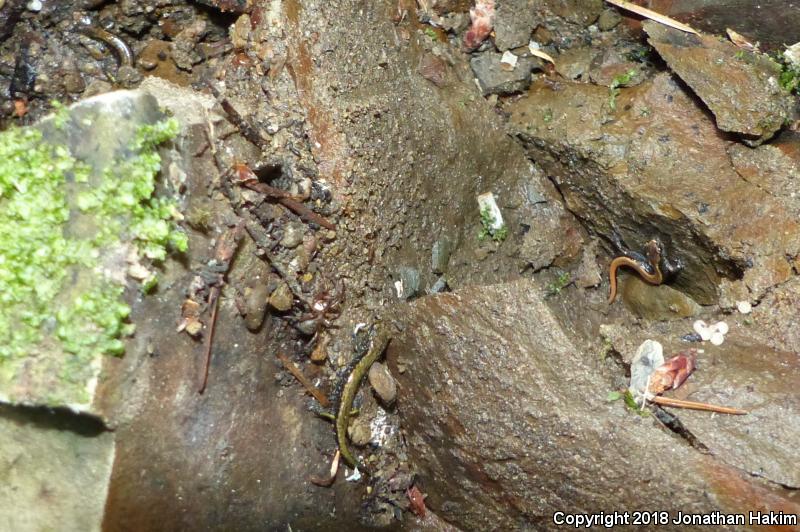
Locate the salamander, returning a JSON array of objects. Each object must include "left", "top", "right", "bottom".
[
  {"left": 608, "top": 236, "right": 682, "bottom": 304},
  {"left": 334, "top": 324, "right": 390, "bottom": 471},
  {"left": 78, "top": 25, "right": 134, "bottom": 68}
]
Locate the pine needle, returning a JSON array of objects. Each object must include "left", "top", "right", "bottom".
[{"left": 605, "top": 0, "right": 698, "bottom": 34}]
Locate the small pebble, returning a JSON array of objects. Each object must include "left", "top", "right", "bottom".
[
  {"left": 280, "top": 222, "right": 305, "bottom": 249},
  {"left": 244, "top": 284, "right": 271, "bottom": 331},
  {"left": 597, "top": 8, "right": 622, "bottom": 31},
  {"left": 736, "top": 301, "right": 752, "bottom": 314},
  {"left": 348, "top": 416, "right": 372, "bottom": 447},
  {"left": 268, "top": 281, "right": 293, "bottom": 312},
  {"left": 368, "top": 362, "right": 397, "bottom": 405}
]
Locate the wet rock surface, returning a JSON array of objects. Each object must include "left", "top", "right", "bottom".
[
  {"left": 620, "top": 275, "right": 701, "bottom": 320},
  {"left": 1, "top": 0, "right": 800, "bottom": 529},
  {"left": 470, "top": 50, "right": 541, "bottom": 95},
  {"left": 492, "top": 0, "right": 538, "bottom": 51},
  {"left": 387, "top": 280, "right": 795, "bottom": 530},
  {"left": 644, "top": 21, "right": 794, "bottom": 144},
  {"left": 509, "top": 73, "right": 800, "bottom": 305}
]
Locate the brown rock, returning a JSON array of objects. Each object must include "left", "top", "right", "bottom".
[
  {"left": 387, "top": 280, "right": 795, "bottom": 529},
  {"left": 575, "top": 239, "right": 601, "bottom": 288},
  {"left": 347, "top": 416, "right": 372, "bottom": 447},
  {"left": 644, "top": 21, "right": 793, "bottom": 144},
  {"left": 620, "top": 275, "right": 700, "bottom": 320},
  {"left": 545, "top": 0, "right": 602, "bottom": 27},
  {"left": 509, "top": 73, "right": 800, "bottom": 304},
  {"left": 243, "top": 283, "right": 270, "bottom": 331},
  {"left": 268, "top": 281, "right": 293, "bottom": 312},
  {"left": 368, "top": 362, "right": 397, "bottom": 405}
]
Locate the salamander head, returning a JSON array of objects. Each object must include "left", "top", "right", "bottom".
[{"left": 645, "top": 239, "right": 663, "bottom": 266}]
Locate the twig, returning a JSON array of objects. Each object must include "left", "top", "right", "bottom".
[
  {"left": 651, "top": 395, "right": 747, "bottom": 415},
  {"left": 242, "top": 221, "right": 309, "bottom": 306},
  {"left": 276, "top": 351, "right": 330, "bottom": 407},
  {"left": 233, "top": 164, "right": 336, "bottom": 230},
  {"left": 198, "top": 285, "right": 220, "bottom": 394},
  {"left": 208, "top": 82, "right": 269, "bottom": 150},
  {"left": 604, "top": 0, "right": 698, "bottom": 34}
]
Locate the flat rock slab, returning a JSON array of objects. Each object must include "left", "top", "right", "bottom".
[
  {"left": 493, "top": 0, "right": 539, "bottom": 51},
  {"left": 0, "top": 405, "right": 114, "bottom": 532},
  {"left": 470, "top": 51, "right": 541, "bottom": 95},
  {"left": 666, "top": 338, "right": 800, "bottom": 488},
  {"left": 0, "top": 91, "right": 164, "bottom": 417},
  {"left": 644, "top": 21, "right": 793, "bottom": 144},
  {"left": 509, "top": 73, "right": 800, "bottom": 304},
  {"left": 387, "top": 279, "right": 793, "bottom": 530}
]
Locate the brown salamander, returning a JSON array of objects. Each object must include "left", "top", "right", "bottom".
[{"left": 608, "top": 237, "right": 682, "bottom": 304}]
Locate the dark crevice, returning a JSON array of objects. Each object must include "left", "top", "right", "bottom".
[{"left": 650, "top": 404, "right": 710, "bottom": 452}]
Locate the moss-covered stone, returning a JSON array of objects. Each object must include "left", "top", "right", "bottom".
[{"left": 0, "top": 94, "right": 184, "bottom": 408}]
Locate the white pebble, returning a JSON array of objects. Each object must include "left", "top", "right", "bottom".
[
  {"left": 710, "top": 331, "right": 725, "bottom": 346},
  {"left": 737, "top": 301, "right": 752, "bottom": 314},
  {"left": 26, "top": 0, "right": 42, "bottom": 11}
]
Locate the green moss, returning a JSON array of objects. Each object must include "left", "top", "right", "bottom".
[
  {"left": 544, "top": 271, "right": 572, "bottom": 298},
  {"left": 478, "top": 205, "right": 508, "bottom": 243},
  {"left": 608, "top": 69, "right": 638, "bottom": 111},
  {"left": 0, "top": 115, "right": 184, "bottom": 382}
]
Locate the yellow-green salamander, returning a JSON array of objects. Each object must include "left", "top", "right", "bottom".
[{"left": 335, "top": 324, "right": 390, "bottom": 471}]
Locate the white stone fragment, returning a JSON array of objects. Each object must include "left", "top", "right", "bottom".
[
  {"left": 500, "top": 50, "right": 518, "bottom": 71},
  {"left": 394, "top": 279, "right": 404, "bottom": 299},
  {"left": 476, "top": 191, "right": 504, "bottom": 231},
  {"left": 784, "top": 42, "right": 800, "bottom": 69}
]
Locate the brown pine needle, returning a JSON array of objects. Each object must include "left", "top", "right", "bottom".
[
  {"left": 652, "top": 395, "right": 747, "bottom": 415},
  {"left": 309, "top": 450, "right": 340, "bottom": 487},
  {"left": 276, "top": 352, "right": 330, "bottom": 408},
  {"left": 198, "top": 285, "right": 220, "bottom": 395},
  {"left": 605, "top": 0, "right": 698, "bottom": 34}
]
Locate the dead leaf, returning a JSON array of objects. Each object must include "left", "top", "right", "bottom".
[
  {"left": 648, "top": 350, "right": 696, "bottom": 394},
  {"left": 407, "top": 485, "right": 427, "bottom": 518}
]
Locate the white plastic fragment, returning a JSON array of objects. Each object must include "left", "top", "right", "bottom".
[
  {"left": 736, "top": 300, "right": 752, "bottom": 314},
  {"left": 476, "top": 191, "right": 504, "bottom": 231},
  {"left": 528, "top": 40, "right": 556, "bottom": 64},
  {"left": 500, "top": 50, "right": 518, "bottom": 71},
  {"left": 346, "top": 466, "right": 362, "bottom": 482}
]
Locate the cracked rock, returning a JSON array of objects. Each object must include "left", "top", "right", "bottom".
[
  {"left": 470, "top": 51, "right": 541, "bottom": 95},
  {"left": 644, "top": 21, "right": 794, "bottom": 145}
]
